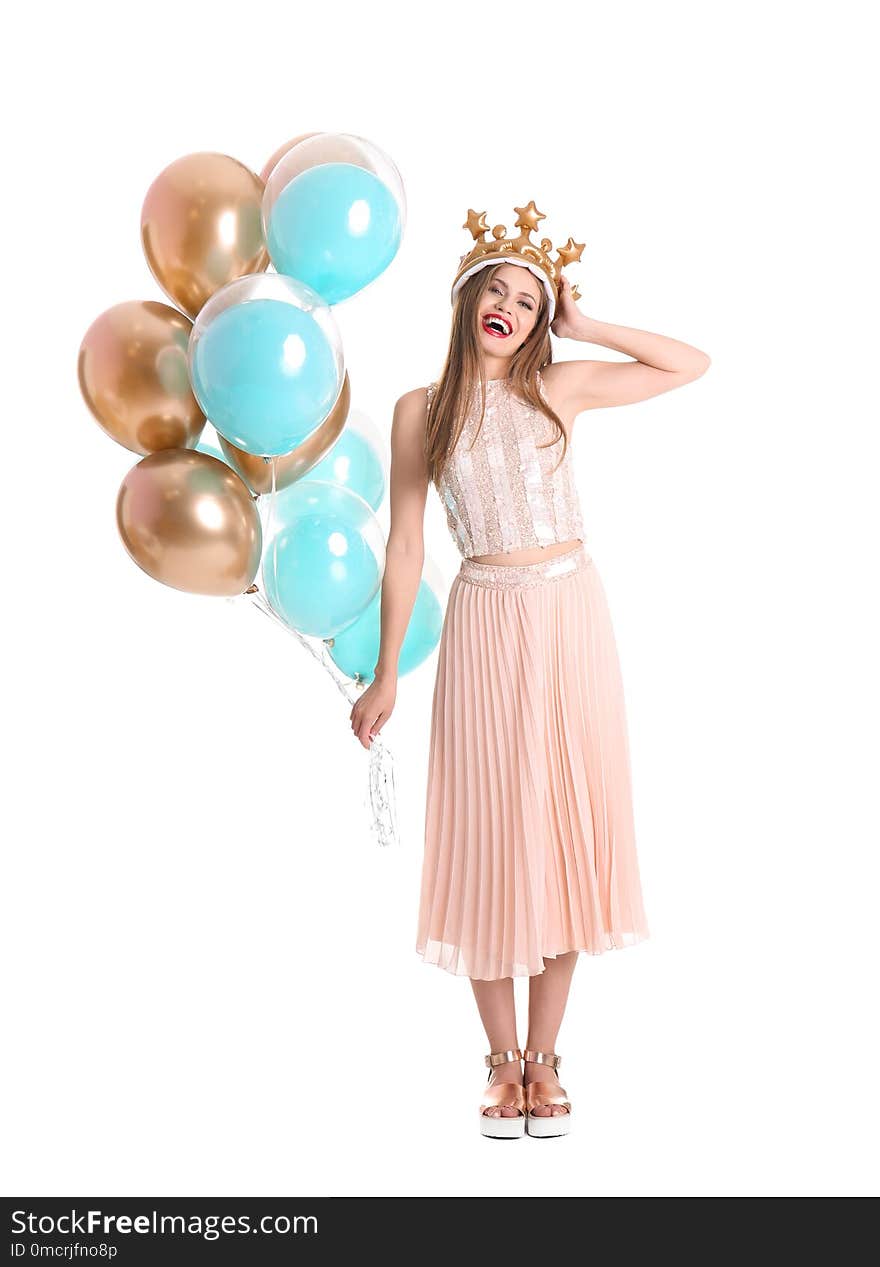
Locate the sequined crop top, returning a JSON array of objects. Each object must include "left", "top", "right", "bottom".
[{"left": 428, "top": 372, "right": 585, "bottom": 559}]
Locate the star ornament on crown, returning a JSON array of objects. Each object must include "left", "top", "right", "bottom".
[{"left": 450, "top": 201, "right": 584, "bottom": 322}]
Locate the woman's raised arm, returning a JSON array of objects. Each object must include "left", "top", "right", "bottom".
[{"left": 545, "top": 273, "right": 711, "bottom": 417}]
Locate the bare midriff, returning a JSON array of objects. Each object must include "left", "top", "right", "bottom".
[{"left": 467, "top": 537, "right": 584, "bottom": 566}]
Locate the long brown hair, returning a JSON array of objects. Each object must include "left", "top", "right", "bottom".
[{"left": 424, "top": 261, "right": 569, "bottom": 487}]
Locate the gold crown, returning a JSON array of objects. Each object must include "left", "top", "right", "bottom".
[{"left": 451, "top": 201, "right": 584, "bottom": 310}]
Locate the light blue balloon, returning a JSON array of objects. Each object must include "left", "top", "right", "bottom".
[
  {"left": 327, "top": 578, "right": 443, "bottom": 683},
  {"left": 305, "top": 428, "right": 385, "bottom": 510},
  {"left": 262, "top": 481, "right": 384, "bottom": 639},
  {"left": 189, "top": 298, "right": 340, "bottom": 456},
  {"left": 266, "top": 163, "right": 402, "bottom": 305}
]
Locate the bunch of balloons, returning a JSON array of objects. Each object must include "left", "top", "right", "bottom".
[{"left": 77, "top": 131, "right": 445, "bottom": 845}]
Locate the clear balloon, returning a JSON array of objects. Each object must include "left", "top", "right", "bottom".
[
  {"left": 218, "top": 373, "right": 352, "bottom": 496},
  {"left": 261, "top": 480, "right": 385, "bottom": 639},
  {"left": 326, "top": 575, "right": 443, "bottom": 682},
  {"left": 263, "top": 131, "right": 406, "bottom": 226},
  {"left": 260, "top": 131, "right": 322, "bottom": 185},
  {"left": 303, "top": 405, "right": 386, "bottom": 510},
  {"left": 262, "top": 132, "right": 405, "bottom": 305},
  {"left": 187, "top": 273, "right": 344, "bottom": 457}
]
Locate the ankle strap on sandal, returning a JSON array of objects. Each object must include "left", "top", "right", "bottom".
[
  {"left": 523, "top": 1049, "right": 561, "bottom": 1069},
  {"left": 485, "top": 1048, "right": 523, "bottom": 1068}
]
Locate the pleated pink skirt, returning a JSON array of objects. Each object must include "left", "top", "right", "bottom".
[{"left": 416, "top": 541, "right": 648, "bottom": 980}]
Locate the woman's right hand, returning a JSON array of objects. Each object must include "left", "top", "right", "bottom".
[{"left": 349, "top": 671, "right": 397, "bottom": 750}]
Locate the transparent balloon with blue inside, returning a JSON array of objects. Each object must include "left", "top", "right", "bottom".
[
  {"left": 303, "top": 405, "right": 387, "bottom": 511},
  {"left": 262, "top": 132, "right": 405, "bottom": 306},
  {"left": 187, "top": 273, "right": 344, "bottom": 456},
  {"left": 262, "top": 480, "right": 386, "bottom": 639},
  {"left": 326, "top": 575, "right": 444, "bottom": 683}
]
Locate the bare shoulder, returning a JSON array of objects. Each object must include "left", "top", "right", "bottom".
[
  {"left": 397, "top": 384, "right": 433, "bottom": 410},
  {"left": 391, "top": 385, "right": 433, "bottom": 432},
  {"left": 389, "top": 388, "right": 433, "bottom": 472},
  {"left": 536, "top": 365, "right": 576, "bottom": 432},
  {"left": 539, "top": 362, "right": 578, "bottom": 402}
]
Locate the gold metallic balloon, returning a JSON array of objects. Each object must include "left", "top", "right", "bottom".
[
  {"left": 141, "top": 152, "right": 269, "bottom": 319},
  {"left": 78, "top": 300, "right": 205, "bottom": 455},
  {"left": 260, "top": 131, "right": 322, "bottom": 185},
  {"left": 219, "top": 372, "right": 352, "bottom": 495},
  {"left": 117, "top": 450, "right": 262, "bottom": 596}
]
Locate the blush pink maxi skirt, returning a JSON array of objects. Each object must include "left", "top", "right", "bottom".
[{"left": 416, "top": 541, "right": 649, "bottom": 980}]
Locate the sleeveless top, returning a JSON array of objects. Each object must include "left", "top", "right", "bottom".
[{"left": 428, "top": 372, "right": 585, "bottom": 559}]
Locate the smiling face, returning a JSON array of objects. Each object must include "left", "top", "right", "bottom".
[{"left": 476, "top": 262, "right": 543, "bottom": 374}]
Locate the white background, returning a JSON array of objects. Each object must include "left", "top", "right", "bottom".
[{"left": 3, "top": 0, "right": 877, "bottom": 1198}]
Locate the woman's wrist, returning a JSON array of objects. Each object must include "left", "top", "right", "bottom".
[
  {"left": 372, "top": 663, "right": 398, "bottom": 684},
  {"left": 567, "top": 314, "right": 605, "bottom": 344}
]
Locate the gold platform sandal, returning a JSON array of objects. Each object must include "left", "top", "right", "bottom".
[
  {"left": 480, "top": 1048, "right": 526, "bottom": 1139},
  {"left": 523, "top": 1049, "right": 572, "bottom": 1138}
]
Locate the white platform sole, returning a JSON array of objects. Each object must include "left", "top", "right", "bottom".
[
  {"left": 480, "top": 1113, "right": 526, "bottom": 1139},
  {"left": 526, "top": 1111, "right": 572, "bottom": 1138}
]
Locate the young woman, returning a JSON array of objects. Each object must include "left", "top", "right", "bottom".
[{"left": 350, "top": 205, "right": 710, "bottom": 1138}]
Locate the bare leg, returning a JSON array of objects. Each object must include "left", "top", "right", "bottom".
[
  {"left": 470, "top": 977, "right": 521, "bottom": 1118},
  {"left": 525, "top": 951, "right": 578, "bottom": 1116}
]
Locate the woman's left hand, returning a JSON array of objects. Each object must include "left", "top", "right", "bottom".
[{"left": 550, "top": 274, "right": 585, "bottom": 341}]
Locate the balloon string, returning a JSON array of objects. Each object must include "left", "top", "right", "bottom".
[
  {"left": 269, "top": 455, "right": 279, "bottom": 629},
  {"left": 227, "top": 465, "right": 400, "bottom": 849}
]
